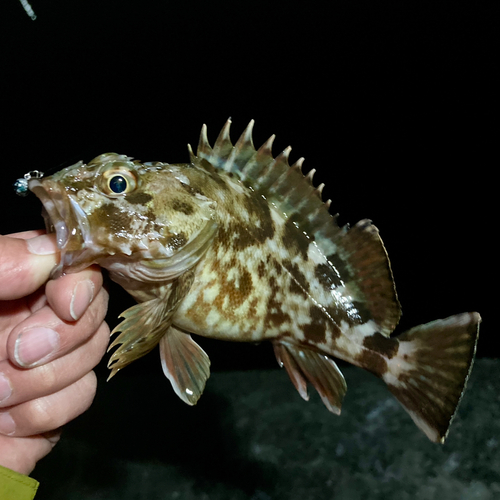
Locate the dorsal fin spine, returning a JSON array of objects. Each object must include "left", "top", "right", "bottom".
[
  {"left": 269, "top": 163, "right": 313, "bottom": 205},
  {"left": 256, "top": 146, "right": 293, "bottom": 192},
  {"left": 188, "top": 143, "right": 196, "bottom": 164},
  {"left": 305, "top": 167, "right": 315, "bottom": 183},
  {"left": 239, "top": 134, "right": 274, "bottom": 182},
  {"left": 197, "top": 124, "right": 212, "bottom": 158},
  {"left": 315, "top": 183, "right": 325, "bottom": 199},
  {"left": 266, "top": 147, "right": 296, "bottom": 193},
  {"left": 292, "top": 157, "right": 305, "bottom": 171},
  {"left": 224, "top": 119, "right": 255, "bottom": 172},
  {"left": 212, "top": 119, "right": 233, "bottom": 162},
  {"left": 291, "top": 187, "right": 323, "bottom": 216}
]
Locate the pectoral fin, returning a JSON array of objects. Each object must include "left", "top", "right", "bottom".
[
  {"left": 107, "top": 270, "right": 195, "bottom": 379},
  {"left": 107, "top": 298, "right": 170, "bottom": 380},
  {"left": 274, "top": 341, "right": 347, "bottom": 415},
  {"left": 159, "top": 326, "right": 211, "bottom": 405}
]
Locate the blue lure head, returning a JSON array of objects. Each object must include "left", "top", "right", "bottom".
[{"left": 14, "top": 170, "right": 44, "bottom": 197}]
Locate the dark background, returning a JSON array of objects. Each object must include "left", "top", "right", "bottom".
[
  {"left": 0, "top": 2, "right": 498, "bottom": 499},
  {"left": 0, "top": 0, "right": 495, "bottom": 368}
]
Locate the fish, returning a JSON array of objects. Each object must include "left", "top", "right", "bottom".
[{"left": 28, "top": 119, "right": 481, "bottom": 443}]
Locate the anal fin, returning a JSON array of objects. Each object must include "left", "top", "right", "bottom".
[
  {"left": 159, "top": 326, "right": 210, "bottom": 406},
  {"left": 274, "top": 341, "right": 347, "bottom": 415}
]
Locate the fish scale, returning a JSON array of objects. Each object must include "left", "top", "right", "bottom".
[{"left": 28, "top": 119, "right": 480, "bottom": 443}]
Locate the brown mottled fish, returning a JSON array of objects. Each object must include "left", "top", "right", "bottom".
[{"left": 28, "top": 120, "right": 480, "bottom": 443}]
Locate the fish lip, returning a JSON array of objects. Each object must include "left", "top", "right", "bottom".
[
  {"left": 28, "top": 179, "right": 93, "bottom": 278},
  {"left": 29, "top": 179, "right": 70, "bottom": 249}
]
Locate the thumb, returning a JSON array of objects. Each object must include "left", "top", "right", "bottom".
[{"left": 0, "top": 233, "right": 59, "bottom": 300}]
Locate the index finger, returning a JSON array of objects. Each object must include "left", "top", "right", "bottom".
[
  {"left": 0, "top": 233, "right": 59, "bottom": 300},
  {"left": 7, "top": 229, "right": 45, "bottom": 240}
]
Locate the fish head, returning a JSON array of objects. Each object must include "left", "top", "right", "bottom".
[{"left": 29, "top": 153, "right": 218, "bottom": 280}]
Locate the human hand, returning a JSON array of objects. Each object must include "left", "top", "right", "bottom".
[{"left": 0, "top": 230, "right": 109, "bottom": 475}]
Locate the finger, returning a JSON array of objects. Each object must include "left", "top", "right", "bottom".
[
  {"left": 6, "top": 287, "right": 109, "bottom": 368},
  {"left": 0, "top": 371, "right": 97, "bottom": 437},
  {"left": 0, "top": 234, "right": 59, "bottom": 300},
  {"left": 6, "top": 229, "right": 45, "bottom": 240},
  {"left": 0, "top": 321, "right": 109, "bottom": 408},
  {"left": 0, "top": 430, "right": 61, "bottom": 475},
  {"left": 45, "top": 265, "right": 103, "bottom": 322}
]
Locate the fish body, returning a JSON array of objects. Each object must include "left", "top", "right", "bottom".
[{"left": 29, "top": 120, "right": 480, "bottom": 443}]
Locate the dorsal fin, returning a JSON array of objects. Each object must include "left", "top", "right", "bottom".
[
  {"left": 189, "top": 120, "right": 401, "bottom": 335},
  {"left": 190, "top": 119, "right": 331, "bottom": 238}
]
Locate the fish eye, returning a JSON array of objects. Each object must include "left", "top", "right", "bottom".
[
  {"left": 101, "top": 168, "right": 138, "bottom": 197},
  {"left": 109, "top": 175, "right": 128, "bottom": 194}
]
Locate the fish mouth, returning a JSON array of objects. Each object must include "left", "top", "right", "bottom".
[{"left": 29, "top": 179, "right": 94, "bottom": 278}]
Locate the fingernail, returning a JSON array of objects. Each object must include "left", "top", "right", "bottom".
[
  {"left": 70, "top": 280, "right": 95, "bottom": 321},
  {"left": 0, "top": 373, "right": 12, "bottom": 404},
  {"left": 15, "top": 327, "right": 60, "bottom": 367},
  {"left": 0, "top": 412, "right": 15, "bottom": 435},
  {"left": 26, "top": 234, "right": 58, "bottom": 255}
]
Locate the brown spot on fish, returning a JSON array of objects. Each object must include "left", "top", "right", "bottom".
[
  {"left": 218, "top": 223, "right": 253, "bottom": 251},
  {"left": 68, "top": 180, "right": 92, "bottom": 192},
  {"left": 303, "top": 304, "right": 328, "bottom": 343},
  {"left": 231, "top": 267, "right": 253, "bottom": 305},
  {"left": 172, "top": 199, "right": 195, "bottom": 215},
  {"left": 203, "top": 253, "right": 254, "bottom": 313},
  {"left": 179, "top": 181, "right": 205, "bottom": 197},
  {"left": 324, "top": 306, "right": 343, "bottom": 340},
  {"left": 271, "top": 258, "right": 283, "bottom": 276},
  {"left": 315, "top": 262, "right": 343, "bottom": 290},
  {"left": 153, "top": 222, "right": 165, "bottom": 234},
  {"left": 356, "top": 349, "right": 388, "bottom": 377},
  {"left": 165, "top": 232, "right": 188, "bottom": 252},
  {"left": 215, "top": 225, "right": 231, "bottom": 249},
  {"left": 232, "top": 226, "right": 254, "bottom": 250},
  {"left": 202, "top": 162, "right": 231, "bottom": 191},
  {"left": 126, "top": 192, "right": 153, "bottom": 204},
  {"left": 283, "top": 259, "right": 310, "bottom": 294},
  {"left": 247, "top": 297, "right": 259, "bottom": 318},
  {"left": 218, "top": 217, "right": 274, "bottom": 252},
  {"left": 282, "top": 218, "right": 309, "bottom": 260},
  {"left": 325, "top": 253, "right": 352, "bottom": 284},
  {"left": 95, "top": 204, "right": 132, "bottom": 235},
  {"left": 289, "top": 278, "right": 303, "bottom": 296},
  {"left": 257, "top": 261, "right": 266, "bottom": 279},
  {"left": 265, "top": 276, "right": 291, "bottom": 327},
  {"left": 242, "top": 194, "right": 275, "bottom": 243},
  {"left": 351, "top": 301, "right": 373, "bottom": 324},
  {"left": 363, "top": 332, "right": 399, "bottom": 359}
]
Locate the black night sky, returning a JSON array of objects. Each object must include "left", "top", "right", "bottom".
[{"left": 0, "top": 0, "right": 495, "bottom": 363}]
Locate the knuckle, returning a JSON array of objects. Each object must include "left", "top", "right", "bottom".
[
  {"left": 74, "top": 373, "right": 98, "bottom": 411},
  {"left": 35, "top": 361, "right": 59, "bottom": 390},
  {"left": 29, "top": 397, "right": 57, "bottom": 431},
  {"left": 95, "top": 322, "right": 111, "bottom": 359},
  {"left": 84, "top": 288, "right": 108, "bottom": 327}
]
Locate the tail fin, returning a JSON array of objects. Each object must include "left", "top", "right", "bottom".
[{"left": 382, "top": 312, "right": 481, "bottom": 443}]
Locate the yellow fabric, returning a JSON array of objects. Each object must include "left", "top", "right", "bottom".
[{"left": 0, "top": 464, "right": 39, "bottom": 500}]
